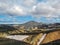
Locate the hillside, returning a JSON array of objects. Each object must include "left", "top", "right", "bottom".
[
  {"left": 0, "top": 24, "right": 17, "bottom": 32},
  {"left": 41, "top": 30, "right": 60, "bottom": 44},
  {"left": 0, "top": 21, "right": 60, "bottom": 33},
  {"left": 23, "top": 30, "right": 60, "bottom": 45},
  {"left": 42, "top": 39, "right": 60, "bottom": 45},
  {"left": 16, "top": 21, "right": 60, "bottom": 29},
  {"left": 17, "top": 21, "right": 43, "bottom": 30},
  {"left": 0, "top": 21, "right": 60, "bottom": 45},
  {"left": 0, "top": 37, "right": 31, "bottom": 45}
]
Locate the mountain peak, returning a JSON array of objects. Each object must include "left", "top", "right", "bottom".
[
  {"left": 26, "top": 21, "right": 38, "bottom": 23},
  {"left": 23, "top": 21, "right": 40, "bottom": 25}
]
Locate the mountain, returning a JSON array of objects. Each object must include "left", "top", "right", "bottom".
[
  {"left": 23, "top": 30, "right": 60, "bottom": 45},
  {"left": 0, "top": 38, "right": 31, "bottom": 45},
  {"left": 0, "top": 21, "right": 60, "bottom": 33},
  {"left": 17, "top": 21, "right": 43, "bottom": 30},
  {"left": 10, "top": 21, "right": 60, "bottom": 30},
  {"left": 0, "top": 24, "right": 17, "bottom": 32},
  {"left": 42, "top": 30, "right": 60, "bottom": 44},
  {"left": 23, "top": 21, "right": 41, "bottom": 28},
  {"left": 48, "top": 23, "right": 60, "bottom": 28}
]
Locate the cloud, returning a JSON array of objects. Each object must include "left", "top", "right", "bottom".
[
  {"left": 30, "top": 0, "right": 60, "bottom": 19},
  {"left": 0, "top": 0, "right": 60, "bottom": 20},
  {"left": 30, "top": 3, "right": 55, "bottom": 17},
  {"left": 7, "top": 5, "right": 26, "bottom": 15},
  {"left": 22, "top": 0, "right": 37, "bottom": 7},
  {"left": 0, "top": 4, "right": 27, "bottom": 16},
  {"left": 0, "top": 0, "right": 37, "bottom": 16}
]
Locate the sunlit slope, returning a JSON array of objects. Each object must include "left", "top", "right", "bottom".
[
  {"left": 23, "top": 30, "right": 60, "bottom": 45},
  {"left": 0, "top": 32, "right": 8, "bottom": 37},
  {"left": 42, "top": 30, "right": 60, "bottom": 44},
  {"left": 42, "top": 39, "right": 60, "bottom": 45},
  {"left": 23, "top": 33, "right": 43, "bottom": 45},
  {"left": 8, "top": 29, "right": 26, "bottom": 34}
]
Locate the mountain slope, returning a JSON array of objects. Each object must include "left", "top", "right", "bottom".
[
  {"left": 23, "top": 30, "right": 60, "bottom": 45},
  {"left": 0, "top": 37, "right": 31, "bottom": 45},
  {"left": 0, "top": 24, "right": 17, "bottom": 32},
  {"left": 17, "top": 21, "right": 43, "bottom": 29}
]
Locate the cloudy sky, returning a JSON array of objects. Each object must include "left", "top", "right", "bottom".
[{"left": 0, "top": 0, "right": 60, "bottom": 24}]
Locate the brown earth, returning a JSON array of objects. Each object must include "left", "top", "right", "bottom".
[
  {"left": 23, "top": 30, "right": 60, "bottom": 45},
  {"left": 42, "top": 30, "right": 60, "bottom": 44}
]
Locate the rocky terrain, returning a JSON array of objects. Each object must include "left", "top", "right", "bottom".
[
  {"left": 0, "top": 21, "right": 60, "bottom": 45},
  {"left": 23, "top": 30, "right": 60, "bottom": 45}
]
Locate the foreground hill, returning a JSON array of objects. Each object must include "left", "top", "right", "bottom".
[
  {"left": 41, "top": 30, "right": 60, "bottom": 44},
  {"left": 23, "top": 30, "right": 60, "bottom": 45},
  {"left": 42, "top": 39, "right": 60, "bottom": 45},
  {"left": 0, "top": 37, "right": 31, "bottom": 45}
]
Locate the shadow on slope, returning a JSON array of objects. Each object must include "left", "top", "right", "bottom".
[
  {"left": 41, "top": 39, "right": 60, "bottom": 45},
  {"left": 0, "top": 24, "right": 17, "bottom": 32},
  {"left": 0, "top": 38, "right": 31, "bottom": 45}
]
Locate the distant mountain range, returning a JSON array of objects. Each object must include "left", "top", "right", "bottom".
[
  {"left": 15, "top": 21, "right": 60, "bottom": 29},
  {"left": 0, "top": 21, "right": 60, "bottom": 32}
]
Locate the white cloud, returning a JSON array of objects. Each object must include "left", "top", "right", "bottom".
[
  {"left": 0, "top": 0, "right": 60, "bottom": 20},
  {"left": 22, "top": 0, "right": 37, "bottom": 7},
  {"left": 30, "top": 0, "right": 60, "bottom": 19},
  {"left": 7, "top": 5, "right": 26, "bottom": 15},
  {"left": 0, "top": 3, "right": 8, "bottom": 13},
  {"left": 30, "top": 3, "right": 55, "bottom": 15},
  {"left": 0, "top": 0, "right": 37, "bottom": 16},
  {"left": 0, "top": 3, "right": 26, "bottom": 16}
]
